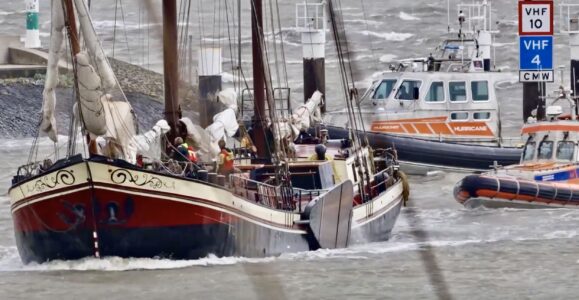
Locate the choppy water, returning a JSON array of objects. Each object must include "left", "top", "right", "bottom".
[{"left": 2, "top": 0, "right": 579, "bottom": 299}]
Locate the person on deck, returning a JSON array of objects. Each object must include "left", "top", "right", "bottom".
[
  {"left": 217, "top": 140, "right": 235, "bottom": 176},
  {"left": 308, "top": 144, "right": 341, "bottom": 183},
  {"left": 172, "top": 137, "right": 189, "bottom": 162}
]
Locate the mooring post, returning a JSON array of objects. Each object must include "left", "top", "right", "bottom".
[
  {"left": 25, "top": 0, "right": 41, "bottom": 48},
  {"left": 198, "top": 47, "right": 223, "bottom": 128},
  {"left": 298, "top": 2, "right": 326, "bottom": 113}
]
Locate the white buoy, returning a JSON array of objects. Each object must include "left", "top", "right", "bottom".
[{"left": 25, "top": 0, "right": 41, "bottom": 48}]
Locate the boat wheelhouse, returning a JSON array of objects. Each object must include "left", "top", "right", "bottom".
[{"left": 322, "top": 0, "right": 522, "bottom": 173}]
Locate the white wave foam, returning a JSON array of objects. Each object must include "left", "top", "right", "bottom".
[
  {"left": 0, "top": 252, "right": 277, "bottom": 272},
  {"left": 343, "top": 19, "right": 383, "bottom": 26},
  {"left": 399, "top": 12, "right": 420, "bottom": 21},
  {"left": 379, "top": 54, "right": 398, "bottom": 62},
  {"left": 359, "top": 30, "right": 413, "bottom": 41}
]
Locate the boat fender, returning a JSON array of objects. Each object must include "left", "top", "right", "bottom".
[{"left": 397, "top": 170, "right": 410, "bottom": 206}]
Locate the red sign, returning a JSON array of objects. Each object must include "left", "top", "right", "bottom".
[{"left": 518, "top": 1, "right": 554, "bottom": 36}]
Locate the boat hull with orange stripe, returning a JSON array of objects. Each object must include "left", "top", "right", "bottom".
[{"left": 454, "top": 174, "right": 579, "bottom": 209}]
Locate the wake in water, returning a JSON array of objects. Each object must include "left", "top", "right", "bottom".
[{"left": 1, "top": 206, "right": 579, "bottom": 272}]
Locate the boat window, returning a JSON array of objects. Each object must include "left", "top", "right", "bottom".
[
  {"left": 395, "top": 80, "right": 421, "bottom": 100},
  {"left": 471, "top": 81, "right": 489, "bottom": 101},
  {"left": 425, "top": 81, "right": 444, "bottom": 102},
  {"left": 372, "top": 79, "right": 397, "bottom": 100},
  {"left": 449, "top": 81, "right": 467, "bottom": 102},
  {"left": 537, "top": 141, "right": 554, "bottom": 160},
  {"left": 556, "top": 141, "right": 575, "bottom": 161},
  {"left": 473, "top": 112, "right": 491, "bottom": 120},
  {"left": 522, "top": 142, "right": 536, "bottom": 161},
  {"left": 450, "top": 112, "right": 469, "bottom": 120}
]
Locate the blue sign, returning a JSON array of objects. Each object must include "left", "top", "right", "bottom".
[{"left": 519, "top": 36, "right": 553, "bottom": 70}]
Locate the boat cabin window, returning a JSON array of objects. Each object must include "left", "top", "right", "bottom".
[
  {"left": 425, "top": 81, "right": 444, "bottom": 102},
  {"left": 473, "top": 112, "right": 491, "bottom": 120},
  {"left": 449, "top": 81, "right": 467, "bottom": 102},
  {"left": 471, "top": 81, "right": 489, "bottom": 101},
  {"left": 537, "top": 141, "right": 554, "bottom": 160},
  {"left": 522, "top": 142, "right": 536, "bottom": 161},
  {"left": 395, "top": 80, "right": 421, "bottom": 100},
  {"left": 373, "top": 79, "right": 397, "bottom": 100},
  {"left": 556, "top": 141, "right": 575, "bottom": 161},
  {"left": 450, "top": 112, "right": 468, "bottom": 120}
]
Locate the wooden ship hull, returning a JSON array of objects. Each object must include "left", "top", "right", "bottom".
[{"left": 10, "top": 156, "right": 404, "bottom": 263}]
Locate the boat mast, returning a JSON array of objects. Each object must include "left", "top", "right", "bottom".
[
  {"left": 251, "top": 0, "right": 269, "bottom": 159},
  {"left": 63, "top": 0, "right": 99, "bottom": 155},
  {"left": 163, "top": 0, "right": 181, "bottom": 149}
]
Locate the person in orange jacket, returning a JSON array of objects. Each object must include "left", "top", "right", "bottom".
[{"left": 217, "top": 140, "right": 235, "bottom": 176}]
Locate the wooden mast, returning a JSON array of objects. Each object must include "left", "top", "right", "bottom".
[
  {"left": 251, "top": 0, "right": 269, "bottom": 159},
  {"left": 63, "top": 0, "right": 98, "bottom": 155},
  {"left": 162, "top": 0, "right": 181, "bottom": 150}
]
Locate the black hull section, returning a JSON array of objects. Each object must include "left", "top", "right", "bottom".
[
  {"left": 325, "top": 126, "right": 521, "bottom": 171},
  {"left": 16, "top": 221, "right": 311, "bottom": 263},
  {"left": 15, "top": 229, "right": 95, "bottom": 263}
]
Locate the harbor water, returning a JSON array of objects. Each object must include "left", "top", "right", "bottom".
[{"left": 1, "top": 0, "right": 579, "bottom": 299}]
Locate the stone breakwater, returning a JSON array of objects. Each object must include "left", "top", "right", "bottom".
[{"left": 0, "top": 58, "right": 198, "bottom": 138}]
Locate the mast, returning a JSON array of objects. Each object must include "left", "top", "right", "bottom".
[
  {"left": 163, "top": 0, "right": 181, "bottom": 148},
  {"left": 251, "top": 0, "right": 269, "bottom": 159},
  {"left": 64, "top": 0, "right": 99, "bottom": 155}
]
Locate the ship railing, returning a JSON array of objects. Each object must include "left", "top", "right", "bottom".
[
  {"left": 229, "top": 174, "right": 328, "bottom": 212},
  {"left": 367, "top": 166, "right": 395, "bottom": 201}
]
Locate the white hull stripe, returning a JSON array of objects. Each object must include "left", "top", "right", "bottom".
[{"left": 11, "top": 185, "right": 91, "bottom": 213}]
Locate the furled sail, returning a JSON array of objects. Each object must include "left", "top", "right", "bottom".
[
  {"left": 75, "top": 52, "right": 108, "bottom": 136},
  {"left": 273, "top": 90, "right": 323, "bottom": 141},
  {"left": 74, "top": 0, "right": 116, "bottom": 89},
  {"left": 40, "top": 0, "right": 65, "bottom": 142},
  {"left": 181, "top": 89, "right": 239, "bottom": 162}
]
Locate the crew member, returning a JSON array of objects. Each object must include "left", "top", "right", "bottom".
[
  {"left": 217, "top": 140, "right": 235, "bottom": 176},
  {"left": 308, "top": 144, "right": 341, "bottom": 183},
  {"left": 172, "top": 137, "right": 189, "bottom": 162}
]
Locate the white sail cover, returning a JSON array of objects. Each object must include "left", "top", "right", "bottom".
[
  {"left": 273, "top": 90, "right": 323, "bottom": 141},
  {"left": 40, "top": 0, "right": 65, "bottom": 142},
  {"left": 127, "top": 120, "right": 170, "bottom": 162},
  {"left": 178, "top": 89, "right": 240, "bottom": 162},
  {"left": 180, "top": 117, "right": 220, "bottom": 162}
]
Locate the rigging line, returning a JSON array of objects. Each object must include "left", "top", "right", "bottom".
[
  {"left": 274, "top": 0, "right": 288, "bottom": 88},
  {"left": 197, "top": 0, "right": 206, "bottom": 79},
  {"left": 358, "top": 0, "right": 377, "bottom": 67},
  {"left": 112, "top": 0, "right": 118, "bottom": 58},
  {"left": 224, "top": 0, "right": 238, "bottom": 92},
  {"left": 267, "top": 0, "right": 281, "bottom": 88},
  {"left": 119, "top": 0, "right": 132, "bottom": 63}
]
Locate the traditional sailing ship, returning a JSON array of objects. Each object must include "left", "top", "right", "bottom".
[
  {"left": 323, "top": 0, "right": 522, "bottom": 173},
  {"left": 9, "top": 0, "right": 406, "bottom": 263}
]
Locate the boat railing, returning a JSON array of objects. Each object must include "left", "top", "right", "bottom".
[
  {"left": 229, "top": 174, "right": 328, "bottom": 213},
  {"left": 367, "top": 166, "right": 395, "bottom": 200},
  {"left": 240, "top": 87, "right": 292, "bottom": 121}
]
